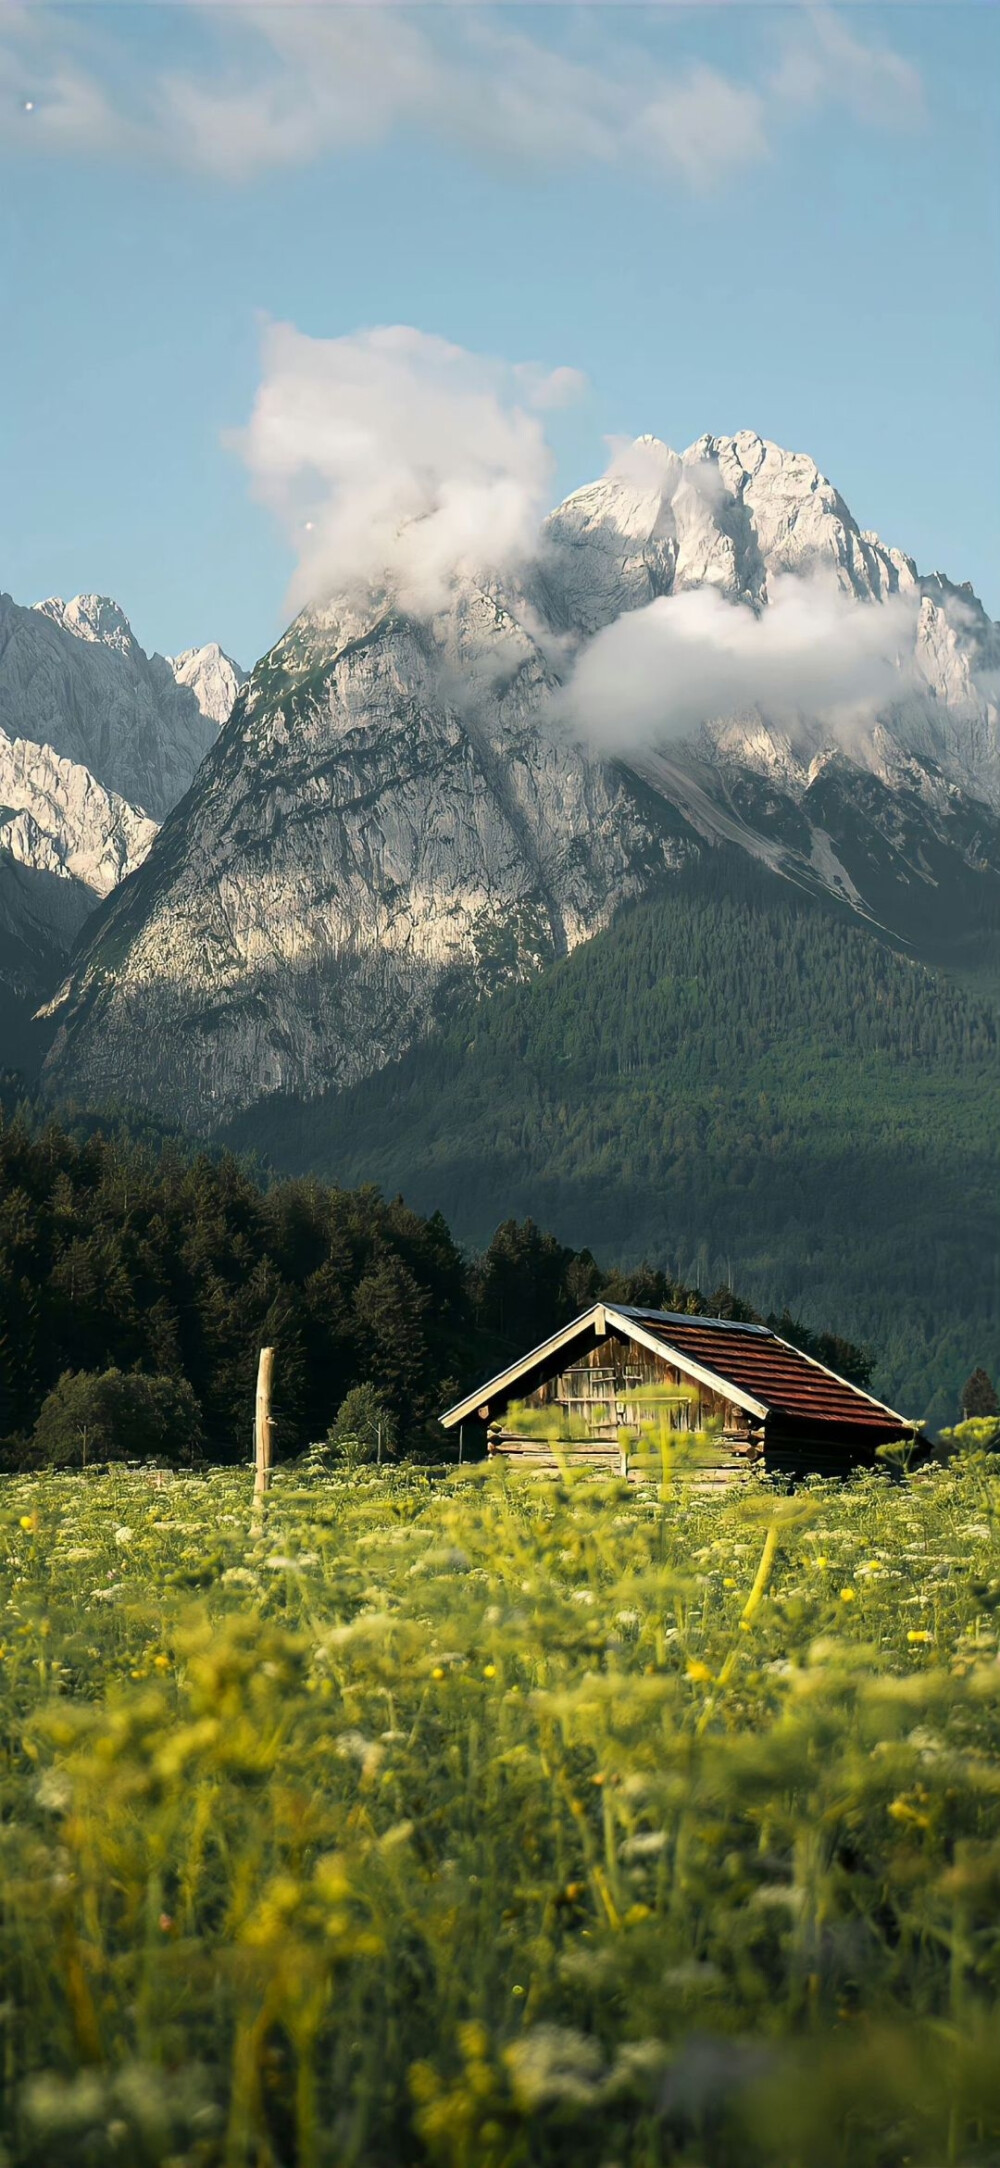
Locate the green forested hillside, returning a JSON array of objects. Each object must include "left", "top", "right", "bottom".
[
  {"left": 6, "top": 1098, "right": 856, "bottom": 1464},
  {"left": 228, "top": 857, "right": 1000, "bottom": 1427},
  {"left": 0, "top": 1111, "right": 474, "bottom": 1459}
]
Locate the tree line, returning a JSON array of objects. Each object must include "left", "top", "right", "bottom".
[{"left": 0, "top": 1097, "right": 871, "bottom": 1469}]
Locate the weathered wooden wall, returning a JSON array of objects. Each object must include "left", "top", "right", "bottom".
[{"left": 488, "top": 1329, "right": 760, "bottom": 1481}]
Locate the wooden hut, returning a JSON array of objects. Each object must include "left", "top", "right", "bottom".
[{"left": 441, "top": 1304, "right": 918, "bottom": 1479}]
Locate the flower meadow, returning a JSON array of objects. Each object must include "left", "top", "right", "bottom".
[{"left": 4, "top": 1454, "right": 1000, "bottom": 2166}]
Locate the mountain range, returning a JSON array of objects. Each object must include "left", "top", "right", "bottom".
[
  {"left": 0, "top": 590, "right": 244, "bottom": 1065},
  {"left": 3, "top": 428, "right": 998, "bottom": 1415},
  {"left": 39, "top": 430, "right": 1000, "bottom": 1125}
]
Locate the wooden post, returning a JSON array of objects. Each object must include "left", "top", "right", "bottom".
[{"left": 254, "top": 1346, "right": 274, "bottom": 1502}]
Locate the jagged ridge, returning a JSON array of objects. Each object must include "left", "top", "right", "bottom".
[
  {"left": 40, "top": 432, "right": 1000, "bottom": 1123},
  {"left": 0, "top": 591, "right": 242, "bottom": 1054}
]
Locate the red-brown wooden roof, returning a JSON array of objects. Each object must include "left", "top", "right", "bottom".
[
  {"left": 614, "top": 1308, "right": 911, "bottom": 1433},
  {"left": 441, "top": 1303, "right": 916, "bottom": 1436}
]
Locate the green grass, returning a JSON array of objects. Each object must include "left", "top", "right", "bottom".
[{"left": 4, "top": 1452, "right": 1000, "bottom": 2165}]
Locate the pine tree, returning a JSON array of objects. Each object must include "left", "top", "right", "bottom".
[
  {"left": 961, "top": 1368, "right": 1000, "bottom": 1419},
  {"left": 353, "top": 1252, "right": 431, "bottom": 1424},
  {"left": 327, "top": 1382, "right": 397, "bottom": 1464}
]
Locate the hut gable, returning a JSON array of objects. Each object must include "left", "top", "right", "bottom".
[{"left": 442, "top": 1304, "right": 917, "bottom": 1477}]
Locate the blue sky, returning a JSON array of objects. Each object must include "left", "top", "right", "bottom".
[{"left": 0, "top": 2, "right": 997, "bottom": 667}]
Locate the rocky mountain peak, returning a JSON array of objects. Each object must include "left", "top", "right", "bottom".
[
  {"left": 34, "top": 592, "right": 136, "bottom": 653},
  {"left": 0, "top": 589, "right": 219, "bottom": 822},
  {"left": 541, "top": 429, "right": 917, "bottom": 623},
  {"left": 540, "top": 438, "right": 681, "bottom": 634},
  {"left": 36, "top": 428, "right": 1000, "bottom": 1129},
  {"left": 165, "top": 642, "right": 247, "bottom": 727},
  {"left": 0, "top": 584, "right": 239, "bottom": 1053}
]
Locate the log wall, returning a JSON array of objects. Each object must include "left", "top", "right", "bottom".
[{"left": 488, "top": 1329, "right": 761, "bottom": 1480}]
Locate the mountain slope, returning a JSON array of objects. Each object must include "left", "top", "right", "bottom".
[
  {"left": 0, "top": 855, "right": 90, "bottom": 1073},
  {"left": 0, "top": 732, "right": 157, "bottom": 899},
  {"left": 41, "top": 430, "right": 1000, "bottom": 1124},
  {"left": 0, "top": 589, "right": 242, "bottom": 1058},
  {"left": 224, "top": 855, "right": 1000, "bottom": 1426},
  {"left": 40, "top": 591, "right": 692, "bottom": 1121},
  {"left": 2, "top": 592, "right": 223, "bottom": 819}
]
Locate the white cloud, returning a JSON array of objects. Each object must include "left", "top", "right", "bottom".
[
  {"left": 233, "top": 320, "right": 576, "bottom": 616},
  {"left": 0, "top": 4, "right": 141, "bottom": 159},
  {"left": 157, "top": 9, "right": 447, "bottom": 180},
  {"left": 631, "top": 65, "right": 769, "bottom": 190},
  {"left": 232, "top": 318, "right": 927, "bottom": 728},
  {"left": 771, "top": 8, "right": 924, "bottom": 128},
  {"left": 560, "top": 573, "right": 920, "bottom": 751},
  {"left": 0, "top": 3, "right": 923, "bottom": 190},
  {"left": 513, "top": 362, "right": 589, "bottom": 412}
]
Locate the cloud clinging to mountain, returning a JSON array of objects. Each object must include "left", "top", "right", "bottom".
[
  {"left": 234, "top": 316, "right": 926, "bottom": 751},
  {"left": 233, "top": 320, "right": 580, "bottom": 616},
  {"left": 560, "top": 573, "right": 920, "bottom": 752}
]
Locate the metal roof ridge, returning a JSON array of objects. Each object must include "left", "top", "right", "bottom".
[{"left": 613, "top": 1306, "right": 774, "bottom": 1337}]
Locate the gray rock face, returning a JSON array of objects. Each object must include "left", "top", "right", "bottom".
[
  {"left": 0, "top": 732, "right": 156, "bottom": 902},
  {"left": 0, "top": 591, "right": 222, "bottom": 820},
  {"left": 544, "top": 433, "right": 1000, "bottom": 810},
  {"left": 41, "top": 583, "right": 687, "bottom": 1121},
  {"left": 0, "top": 590, "right": 241, "bottom": 1058},
  {"left": 165, "top": 643, "right": 247, "bottom": 729},
  {"left": 42, "top": 433, "right": 1000, "bottom": 1125}
]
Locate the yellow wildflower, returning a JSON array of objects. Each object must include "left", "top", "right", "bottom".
[
  {"left": 888, "top": 1798, "right": 930, "bottom": 1830},
  {"left": 686, "top": 1660, "right": 712, "bottom": 1684}
]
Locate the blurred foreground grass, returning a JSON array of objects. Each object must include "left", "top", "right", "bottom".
[{"left": 4, "top": 1454, "right": 1000, "bottom": 2165}]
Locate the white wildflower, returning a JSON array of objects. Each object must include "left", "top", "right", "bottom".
[
  {"left": 622, "top": 1830, "right": 667, "bottom": 1859},
  {"left": 36, "top": 1770, "right": 72, "bottom": 1814},
  {"left": 335, "top": 1730, "right": 385, "bottom": 1780},
  {"left": 507, "top": 2026, "right": 605, "bottom": 2110}
]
